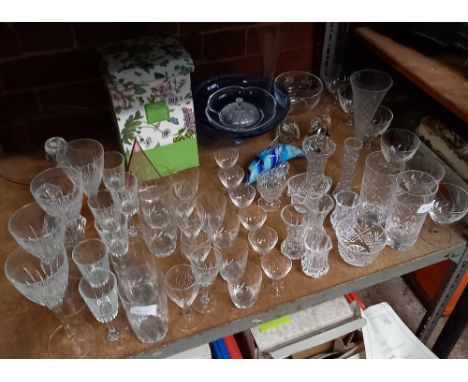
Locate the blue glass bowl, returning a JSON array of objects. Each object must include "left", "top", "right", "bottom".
[{"left": 193, "top": 74, "right": 290, "bottom": 138}]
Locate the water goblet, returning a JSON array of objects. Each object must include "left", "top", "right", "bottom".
[
  {"left": 56, "top": 138, "right": 104, "bottom": 197},
  {"left": 280, "top": 204, "right": 308, "bottom": 260},
  {"left": 114, "top": 172, "right": 139, "bottom": 236},
  {"left": 256, "top": 162, "right": 289, "bottom": 211},
  {"left": 197, "top": 190, "right": 227, "bottom": 235},
  {"left": 229, "top": 183, "right": 256, "bottom": 209},
  {"left": 248, "top": 226, "right": 278, "bottom": 256},
  {"left": 429, "top": 183, "right": 468, "bottom": 225},
  {"left": 165, "top": 264, "right": 201, "bottom": 332},
  {"left": 94, "top": 212, "right": 129, "bottom": 258},
  {"left": 330, "top": 191, "right": 361, "bottom": 230},
  {"left": 218, "top": 165, "right": 245, "bottom": 189},
  {"left": 190, "top": 246, "right": 222, "bottom": 313},
  {"left": 79, "top": 269, "right": 126, "bottom": 343},
  {"left": 219, "top": 237, "right": 249, "bottom": 282},
  {"left": 302, "top": 228, "right": 333, "bottom": 278},
  {"left": 8, "top": 202, "right": 66, "bottom": 263},
  {"left": 72, "top": 239, "right": 110, "bottom": 287},
  {"left": 214, "top": 147, "right": 239, "bottom": 169},
  {"left": 306, "top": 194, "right": 335, "bottom": 230},
  {"left": 139, "top": 209, "right": 177, "bottom": 258},
  {"left": 239, "top": 204, "right": 267, "bottom": 231},
  {"left": 30, "top": 166, "right": 85, "bottom": 248},
  {"left": 381, "top": 128, "right": 420, "bottom": 164},
  {"left": 87, "top": 189, "right": 121, "bottom": 229},
  {"left": 102, "top": 151, "right": 125, "bottom": 191},
  {"left": 180, "top": 229, "right": 211, "bottom": 262},
  {"left": 227, "top": 262, "right": 263, "bottom": 309},
  {"left": 212, "top": 207, "right": 241, "bottom": 249},
  {"left": 260, "top": 249, "right": 292, "bottom": 296}
]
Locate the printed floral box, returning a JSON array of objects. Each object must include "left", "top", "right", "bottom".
[{"left": 101, "top": 35, "right": 199, "bottom": 178}]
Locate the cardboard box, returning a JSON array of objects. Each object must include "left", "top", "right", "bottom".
[{"left": 102, "top": 35, "right": 199, "bottom": 178}]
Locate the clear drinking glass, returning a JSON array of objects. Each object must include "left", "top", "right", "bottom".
[
  {"left": 429, "top": 183, "right": 468, "bottom": 225},
  {"left": 305, "top": 194, "right": 335, "bottom": 231},
  {"left": 405, "top": 155, "right": 445, "bottom": 185},
  {"left": 350, "top": 69, "right": 393, "bottom": 142},
  {"left": 214, "top": 148, "right": 239, "bottom": 169},
  {"left": 212, "top": 207, "right": 241, "bottom": 249},
  {"left": 248, "top": 225, "right": 278, "bottom": 256},
  {"left": 172, "top": 167, "right": 199, "bottom": 199},
  {"left": 30, "top": 166, "right": 85, "bottom": 248},
  {"left": 94, "top": 212, "right": 129, "bottom": 258},
  {"left": 368, "top": 105, "right": 393, "bottom": 148},
  {"left": 103, "top": 151, "right": 125, "bottom": 191},
  {"left": 336, "top": 213, "right": 387, "bottom": 267},
  {"left": 219, "top": 237, "right": 249, "bottom": 282},
  {"left": 190, "top": 246, "right": 222, "bottom": 313},
  {"left": 360, "top": 151, "right": 404, "bottom": 226},
  {"left": 139, "top": 209, "right": 177, "bottom": 258},
  {"left": 227, "top": 261, "right": 263, "bottom": 309},
  {"left": 239, "top": 204, "right": 268, "bottom": 231},
  {"left": 138, "top": 181, "right": 173, "bottom": 222},
  {"left": 176, "top": 201, "right": 205, "bottom": 239},
  {"left": 180, "top": 229, "right": 211, "bottom": 262},
  {"left": 79, "top": 269, "right": 123, "bottom": 342},
  {"left": 381, "top": 128, "right": 420, "bottom": 164},
  {"left": 118, "top": 265, "right": 169, "bottom": 344},
  {"left": 256, "top": 162, "right": 289, "bottom": 211},
  {"left": 330, "top": 191, "right": 361, "bottom": 230},
  {"left": 114, "top": 172, "right": 139, "bottom": 236},
  {"left": 165, "top": 264, "right": 200, "bottom": 332},
  {"left": 333, "top": 137, "right": 363, "bottom": 197},
  {"left": 218, "top": 165, "right": 245, "bottom": 189},
  {"left": 197, "top": 190, "right": 227, "bottom": 235},
  {"left": 280, "top": 203, "right": 308, "bottom": 260},
  {"left": 385, "top": 170, "right": 438, "bottom": 251},
  {"left": 302, "top": 134, "right": 336, "bottom": 186},
  {"left": 302, "top": 228, "right": 332, "bottom": 278},
  {"left": 8, "top": 202, "right": 66, "bottom": 263},
  {"left": 261, "top": 249, "right": 292, "bottom": 296},
  {"left": 338, "top": 82, "right": 353, "bottom": 129},
  {"left": 72, "top": 239, "right": 110, "bottom": 287},
  {"left": 57, "top": 138, "right": 104, "bottom": 197},
  {"left": 87, "top": 189, "right": 121, "bottom": 229},
  {"left": 229, "top": 183, "right": 256, "bottom": 209}
]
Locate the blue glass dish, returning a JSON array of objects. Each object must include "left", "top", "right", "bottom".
[{"left": 193, "top": 74, "right": 290, "bottom": 138}]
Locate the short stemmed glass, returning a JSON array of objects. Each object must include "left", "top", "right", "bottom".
[
  {"left": 260, "top": 249, "right": 292, "bottom": 296},
  {"left": 176, "top": 202, "right": 205, "bottom": 240},
  {"left": 190, "top": 246, "right": 222, "bottom": 313},
  {"left": 219, "top": 237, "right": 249, "bottom": 282},
  {"left": 227, "top": 262, "right": 263, "bottom": 309},
  {"left": 248, "top": 226, "right": 278, "bottom": 256},
  {"left": 180, "top": 229, "right": 211, "bottom": 262},
  {"left": 256, "top": 162, "right": 289, "bottom": 211},
  {"left": 72, "top": 239, "right": 111, "bottom": 287},
  {"left": 229, "top": 183, "right": 256, "bottom": 209},
  {"left": 381, "top": 128, "right": 420, "bottom": 164},
  {"left": 165, "top": 264, "right": 200, "bottom": 332},
  {"left": 239, "top": 204, "right": 268, "bottom": 231},
  {"left": 280, "top": 204, "right": 308, "bottom": 260},
  {"left": 218, "top": 165, "right": 245, "bottom": 189},
  {"left": 102, "top": 151, "right": 125, "bottom": 191},
  {"left": 8, "top": 202, "right": 66, "bottom": 263},
  {"left": 214, "top": 148, "right": 239, "bottom": 169},
  {"left": 79, "top": 268, "right": 126, "bottom": 343},
  {"left": 30, "top": 166, "right": 85, "bottom": 248}
]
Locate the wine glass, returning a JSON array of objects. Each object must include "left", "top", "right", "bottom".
[
  {"left": 87, "top": 189, "right": 121, "bottom": 229},
  {"left": 227, "top": 262, "right": 263, "bottom": 309},
  {"left": 248, "top": 226, "right": 278, "bottom": 256},
  {"left": 72, "top": 239, "right": 111, "bottom": 287},
  {"left": 337, "top": 82, "right": 353, "bottom": 129},
  {"left": 219, "top": 237, "right": 249, "bottom": 282},
  {"left": 229, "top": 183, "right": 256, "bottom": 209},
  {"left": 214, "top": 148, "right": 239, "bottom": 169},
  {"left": 197, "top": 190, "right": 227, "bottom": 235},
  {"left": 94, "top": 212, "right": 129, "bottom": 258},
  {"left": 429, "top": 183, "right": 468, "bottom": 225},
  {"left": 260, "top": 249, "right": 292, "bottom": 296},
  {"left": 381, "top": 128, "right": 420, "bottom": 164},
  {"left": 218, "top": 165, "right": 245, "bottom": 189},
  {"left": 165, "top": 264, "right": 201, "bottom": 332},
  {"left": 256, "top": 162, "right": 289, "bottom": 211},
  {"left": 114, "top": 172, "right": 139, "bottom": 236},
  {"left": 212, "top": 207, "right": 241, "bottom": 250},
  {"left": 176, "top": 201, "right": 205, "bottom": 240},
  {"left": 139, "top": 208, "right": 177, "bottom": 258},
  {"left": 102, "top": 151, "right": 125, "bottom": 191},
  {"left": 239, "top": 204, "right": 267, "bottom": 231}
]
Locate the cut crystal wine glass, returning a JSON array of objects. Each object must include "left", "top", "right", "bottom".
[
  {"left": 180, "top": 229, "right": 211, "bottom": 263},
  {"left": 256, "top": 162, "right": 289, "bottom": 211},
  {"left": 94, "top": 212, "right": 129, "bottom": 258},
  {"left": 260, "top": 249, "right": 292, "bottom": 296},
  {"left": 102, "top": 151, "right": 125, "bottom": 192},
  {"left": 72, "top": 239, "right": 111, "bottom": 287},
  {"left": 212, "top": 207, "right": 240, "bottom": 249},
  {"left": 87, "top": 189, "right": 121, "bottom": 229},
  {"left": 197, "top": 190, "right": 227, "bottom": 235},
  {"left": 227, "top": 261, "right": 262, "bottom": 309},
  {"left": 288, "top": 173, "right": 332, "bottom": 208}
]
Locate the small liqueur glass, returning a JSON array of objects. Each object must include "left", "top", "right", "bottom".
[
  {"left": 214, "top": 147, "right": 239, "bottom": 169},
  {"left": 302, "top": 228, "right": 332, "bottom": 278},
  {"left": 219, "top": 237, "right": 249, "bottom": 283},
  {"left": 381, "top": 128, "right": 420, "bottom": 165},
  {"left": 218, "top": 165, "right": 245, "bottom": 189},
  {"left": 256, "top": 162, "right": 289, "bottom": 211},
  {"left": 190, "top": 246, "right": 222, "bottom": 314},
  {"left": 260, "top": 249, "right": 292, "bottom": 296},
  {"left": 94, "top": 212, "right": 129, "bottom": 258},
  {"left": 302, "top": 134, "right": 336, "bottom": 186},
  {"left": 165, "top": 264, "right": 201, "bottom": 332},
  {"left": 332, "top": 137, "right": 363, "bottom": 197},
  {"left": 429, "top": 183, "right": 468, "bottom": 225},
  {"left": 227, "top": 261, "right": 263, "bottom": 309},
  {"left": 239, "top": 204, "right": 268, "bottom": 231},
  {"left": 72, "top": 239, "right": 110, "bottom": 287},
  {"left": 330, "top": 191, "right": 361, "bottom": 230},
  {"left": 229, "top": 183, "right": 256, "bottom": 209},
  {"left": 305, "top": 194, "right": 335, "bottom": 231},
  {"left": 280, "top": 203, "right": 308, "bottom": 260},
  {"left": 102, "top": 151, "right": 125, "bottom": 191},
  {"left": 248, "top": 226, "right": 278, "bottom": 256},
  {"left": 336, "top": 213, "right": 387, "bottom": 267},
  {"left": 212, "top": 207, "right": 241, "bottom": 249}
]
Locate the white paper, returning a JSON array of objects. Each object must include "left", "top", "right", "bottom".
[
  {"left": 130, "top": 305, "right": 157, "bottom": 316},
  {"left": 362, "top": 302, "right": 437, "bottom": 359},
  {"left": 417, "top": 201, "right": 435, "bottom": 214}
]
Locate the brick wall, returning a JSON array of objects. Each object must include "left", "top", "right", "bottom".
[{"left": 0, "top": 22, "right": 319, "bottom": 152}]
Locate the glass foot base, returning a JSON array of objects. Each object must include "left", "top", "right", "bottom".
[
  {"left": 386, "top": 238, "right": 416, "bottom": 252},
  {"left": 301, "top": 263, "right": 329, "bottom": 279},
  {"left": 193, "top": 294, "right": 217, "bottom": 314},
  {"left": 48, "top": 323, "right": 95, "bottom": 358},
  {"left": 258, "top": 198, "right": 281, "bottom": 212},
  {"left": 171, "top": 309, "right": 202, "bottom": 333}
]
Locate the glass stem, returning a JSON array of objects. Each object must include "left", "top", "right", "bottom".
[
  {"left": 200, "top": 286, "right": 210, "bottom": 306},
  {"left": 105, "top": 320, "right": 120, "bottom": 342},
  {"left": 51, "top": 304, "right": 86, "bottom": 357},
  {"left": 182, "top": 306, "right": 193, "bottom": 322},
  {"left": 127, "top": 213, "right": 138, "bottom": 236}
]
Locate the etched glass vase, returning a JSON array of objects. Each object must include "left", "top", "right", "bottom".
[{"left": 333, "top": 137, "right": 363, "bottom": 197}]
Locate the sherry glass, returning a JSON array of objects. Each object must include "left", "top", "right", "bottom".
[
  {"left": 381, "top": 128, "right": 420, "bottom": 165},
  {"left": 429, "top": 183, "right": 468, "bottom": 225},
  {"left": 248, "top": 226, "right": 278, "bottom": 256},
  {"left": 280, "top": 203, "right": 308, "bottom": 260},
  {"left": 165, "top": 264, "right": 200, "bottom": 332},
  {"left": 219, "top": 237, "right": 249, "bottom": 283},
  {"left": 229, "top": 183, "right": 256, "bottom": 209},
  {"left": 239, "top": 204, "right": 267, "bottom": 231},
  {"left": 102, "top": 151, "right": 125, "bottom": 192},
  {"left": 214, "top": 148, "right": 239, "bottom": 169},
  {"left": 256, "top": 162, "right": 289, "bottom": 211},
  {"left": 227, "top": 261, "right": 262, "bottom": 309},
  {"left": 218, "top": 165, "right": 245, "bottom": 189},
  {"left": 260, "top": 249, "right": 292, "bottom": 296}
]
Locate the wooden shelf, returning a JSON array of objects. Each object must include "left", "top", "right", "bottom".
[{"left": 355, "top": 27, "right": 468, "bottom": 124}]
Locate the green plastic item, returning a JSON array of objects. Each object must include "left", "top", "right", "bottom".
[
  {"left": 145, "top": 101, "right": 170, "bottom": 124},
  {"left": 258, "top": 315, "right": 293, "bottom": 333}
]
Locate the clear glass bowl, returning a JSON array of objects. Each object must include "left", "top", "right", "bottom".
[{"left": 275, "top": 71, "right": 323, "bottom": 114}]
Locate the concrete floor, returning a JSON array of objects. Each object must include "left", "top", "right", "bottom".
[{"left": 359, "top": 277, "right": 468, "bottom": 359}]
